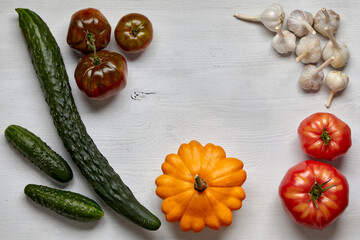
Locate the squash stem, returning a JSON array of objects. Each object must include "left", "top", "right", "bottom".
[
  {"left": 85, "top": 31, "right": 101, "bottom": 66},
  {"left": 194, "top": 175, "right": 207, "bottom": 192}
]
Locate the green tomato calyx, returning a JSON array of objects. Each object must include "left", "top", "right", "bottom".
[
  {"left": 320, "top": 128, "right": 332, "bottom": 146},
  {"left": 308, "top": 179, "right": 336, "bottom": 209}
]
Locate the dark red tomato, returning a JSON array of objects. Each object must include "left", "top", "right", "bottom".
[
  {"left": 114, "top": 13, "right": 153, "bottom": 53},
  {"left": 297, "top": 112, "right": 352, "bottom": 161},
  {"left": 67, "top": 8, "right": 111, "bottom": 53},
  {"left": 279, "top": 160, "right": 349, "bottom": 230},
  {"left": 74, "top": 50, "right": 127, "bottom": 100}
]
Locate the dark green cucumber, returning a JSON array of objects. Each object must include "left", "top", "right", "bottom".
[
  {"left": 25, "top": 184, "right": 104, "bottom": 222},
  {"left": 5, "top": 124, "right": 73, "bottom": 183},
  {"left": 16, "top": 8, "right": 160, "bottom": 230}
]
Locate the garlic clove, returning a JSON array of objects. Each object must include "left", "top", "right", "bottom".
[
  {"left": 272, "top": 26, "right": 296, "bottom": 54},
  {"left": 299, "top": 56, "right": 335, "bottom": 91},
  {"left": 325, "top": 70, "right": 349, "bottom": 108},
  {"left": 234, "top": 4, "right": 285, "bottom": 32},
  {"left": 314, "top": 8, "right": 340, "bottom": 37},
  {"left": 287, "top": 10, "right": 316, "bottom": 37},
  {"left": 295, "top": 36, "right": 322, "bottom": 64},
  {"left": 322, "top": 28, "right": 350, "bottom": 69}
]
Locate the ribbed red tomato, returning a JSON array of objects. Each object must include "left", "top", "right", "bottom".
[
  {"left": 297, "top": 112, "right": 351, "bottom": 161},
  {"left": 66, "top": 8, "right": 111, "bottom": 53},
  {"left": 74, "top": 50, "right": 127, "bottom": 100},
  {"left": 279, "top": 160, "right": 349, "bottom": 230}
]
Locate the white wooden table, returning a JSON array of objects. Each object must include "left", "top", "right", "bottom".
[{"left": 1, "top": 0, "right": 359, "bottom": 239}]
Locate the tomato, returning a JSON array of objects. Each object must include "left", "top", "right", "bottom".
[
  {"left": 114, "top": 13, "right": 153, "bottom": 53},
  {"left": 279, "top": 160, "right": 349, "bottom": 230},
  {"left": 74, "top": 50, "right": 127, "bottom": 100},
  {"left": 297, "top": 112, "right": 351, "bottom": 161},
  {"left": 67, "top": 8, "right": 111, "bottom": 53}
]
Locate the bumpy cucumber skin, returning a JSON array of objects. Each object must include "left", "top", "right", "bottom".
[
  {"left": 5, "top": 125, "right": 73, "bottom": 183},
  {"left": 25, "top": 184, "right": 104, "bottom": 222},
  {"left": 16, "top": 8, "right": 160, "bottom": 230}
]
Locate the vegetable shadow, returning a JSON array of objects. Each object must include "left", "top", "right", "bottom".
[
  {"left": 290, "top": 215, "right": 340, "bottom": 240},
  {"left": 276, "top": 196, "right": 341, "bottom": 240},
  {"left": 273, "top": 49, "right": 296, "bottom": 58},
  {"left": 121, "top": 51, "right": 144, "bottom": 61},
  {"left": 81, "top": 92, "right": 119, "bottom": 112},
  {"left": 299, "top": 151, "right": 345, "bottom": 171},
  {"left": 167, "top": 218, "right": 229, "bottom": 240},
  {"left": 101, "top": 204, "right": 158, "bottom": 240}
]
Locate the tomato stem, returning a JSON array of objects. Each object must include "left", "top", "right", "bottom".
[
  {"left": 131, "top": 24, "right": 144, "bottom": 37},
  {"left": 85, "top": 31, "right": 101, "bottom": 66},
  {"left": 320, "top": 128, "right": 331, "bottom": 146},
  {"left": 194, "top": 175, "right": 207, "bottom": 192},
  {"left": 308, "top": 179, "right": 336, "bottom": 209}
]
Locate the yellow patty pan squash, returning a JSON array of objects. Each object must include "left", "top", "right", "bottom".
[{"left": 155, "top": 140, "right": 246, "bottom": 232}]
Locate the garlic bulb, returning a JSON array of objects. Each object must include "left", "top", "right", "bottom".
[
  {"left": 325, "top": 70, "right": 349, "bottom": 108},
  {"left": 322, "top": 28, "right": 350, "bottom": 69},
  {"left": 287, "top": 10, "right": 316, "bottom": 37},
  {"left": 299, "top": 56, "right": 335, "bottom": 90},
  {"left": 234, "top": 4, "right": 285, "bottom": 32},
  {"left": 272, "top": 26, "right": 296, "bottom": 54},
  {"left": 295, "top": 36, "right": 322, "bottom": 64},
  {"left": 314, "top": 8, "right": 340, "bottom": 37}
]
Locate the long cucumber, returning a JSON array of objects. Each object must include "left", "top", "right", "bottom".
[{"left": 16, "top": 8, "right": 160, "bottom": 230}]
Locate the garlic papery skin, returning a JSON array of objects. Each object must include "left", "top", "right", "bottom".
[
  {"left": 314, "top": 8, "right": 340, "bottom": 37},
  {"left": 322, "top": 28, "right": 350, "bottom": 69},
  {"left": 325, "top": 70, "right": 349, "bottom": 108},
  {"left": 234, "top": 4, "right": 285, "bottom": 32},
  {"left": 272, "top": 26, "right": 296, "bottom": 54},
  {"left": 287, "top": 10, "right": 316, "bottom": 37},
  {"left": 299, "top": 56, "right": 335, "bottom": 90},
  {"left": 295, "top": 36, "right": 322, "bottom": 64},
  {"left": 299, "top": 65, "right": 324, "bottom": 91}
]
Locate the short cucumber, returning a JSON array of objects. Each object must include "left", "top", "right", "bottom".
[
  {"left": 16, "top": 8, "right": 160, "bottom": 230},
  {"left": 5, "top": 125, "right": 73, "bottom": 183},
  {"left": 24, "top": 184, "right": 104, "bottom": 222}
]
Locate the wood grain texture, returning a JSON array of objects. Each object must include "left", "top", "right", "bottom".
[{"left": 1, "top": 0, "right": 360, "bottom": 239}]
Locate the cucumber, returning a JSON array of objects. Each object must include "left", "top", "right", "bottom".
[
  {"left": 16, "top": 8, "right": 161, "bottom": 230},
  {"left": 5, "top": 125, "right": 73, "bottom": 183},
  {"left": 24, "top": 184, "right": 104, "bottom": 222}
]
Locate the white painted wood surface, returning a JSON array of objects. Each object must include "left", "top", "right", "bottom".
[{"left": 1, "top": 0, "right": 359, "bottom": 239}]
